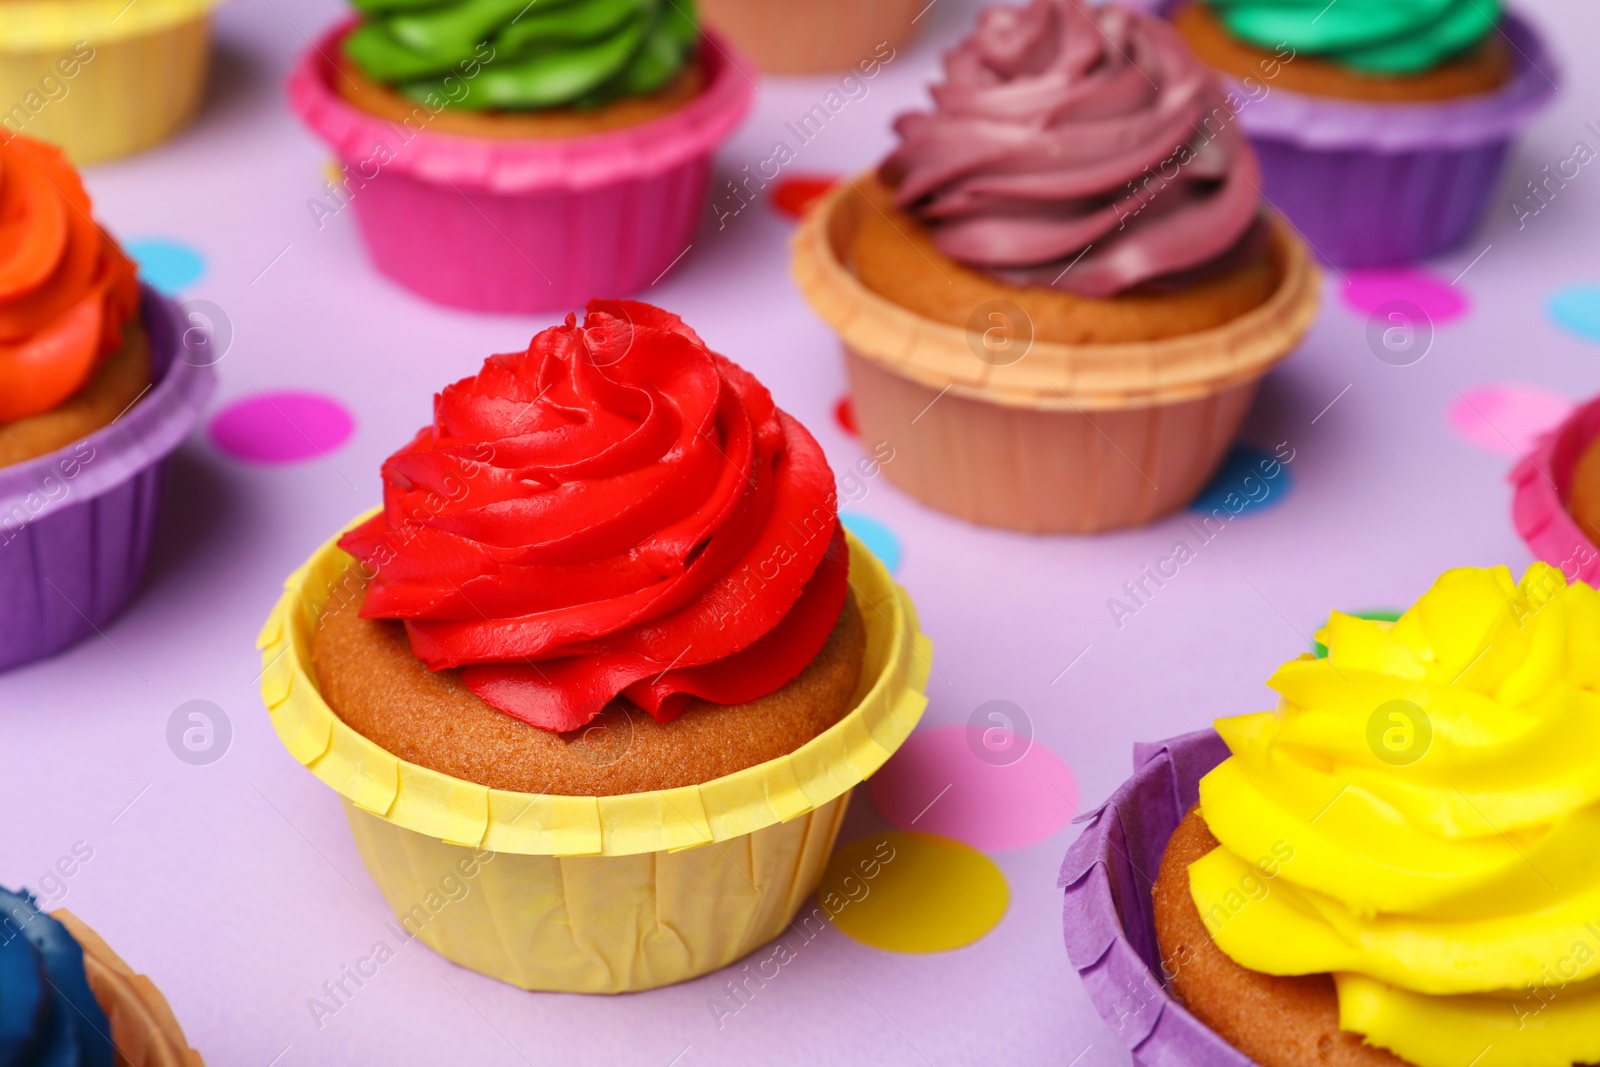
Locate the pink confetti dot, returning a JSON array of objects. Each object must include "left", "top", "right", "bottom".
[
  {"left": 209, "top": 392, "right": 355, "bottom": 464},
  {"left": 1343, "top": 269, "right": 1469, "bottom": 325},
  {"left": 868, "top": 725, "right": 1078, "bottom": 853},
  {"left": 1448, "top": 384, "right": 1572, "bottom": 456}
]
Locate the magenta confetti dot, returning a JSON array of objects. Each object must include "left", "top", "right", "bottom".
[
  {"left": 1343, "top": 269, "right": 1469, "bottom": 325},
  {"left": 209, "top": 392, "right": 354, "bottom": 464},
  {"left": 868, "top": 725, "right": 1078, "bottom": 853},
  {"left": 1448, "top": 384, "right": 1572, "bottom": 456}
]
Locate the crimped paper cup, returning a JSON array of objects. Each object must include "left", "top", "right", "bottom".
[
  {"left": 791, "top": 181, "right": 1320, "bottom": 533},
  {"left": 342, "top": 792, "right": 851, "bottom": 993},
  {"left": 1512, "top": 394, "right": 1600, "bottom": 587},
  {"left": 287, "top": 24, "right": 755, "bottom": 314},
  {"left": 258, "top": 521, "right": 931, "bottom": 993},
  {"left": 697, "top": 0, "right": 921, "bottom": 74},
  {"left": 1204, "top": 7, "right": 1558, "bottom": 267},
  {"left": 0, "top": 0, "right": 217, "bottom": 164},
  {"left": 0, "top": 288, "right": 216, "bottom": 673},
  {"left": 54, "top": 910, "right": 205, "bottom": 1067},
  {"left": 1056, "top": 729, "right": 1248, "bottom": 1065}
]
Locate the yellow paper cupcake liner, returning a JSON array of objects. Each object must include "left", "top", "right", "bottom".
[
  {"left": 791, "top": 177, "right": 1321, "bottom": 412},
  {"left": 54, "top": 911, "right": 205, "bottom": 1067},
  {"left": 0, "top": 0, "right": 216, "bottom": 50},
  {"left": 0, "top": 0, "right": 218, "bottom": 164},
  {"left": 258, "top": 512, "right": 931, "bottom": 992},
  {"left": 342, "top": 791, "right": 852, "bottom": 993}
]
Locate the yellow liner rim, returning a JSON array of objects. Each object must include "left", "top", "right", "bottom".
[
  {"left": 257, "top": 509, "right": 932, "bottom": 858},
  {"left": 790, "top": 175, "right": 1323, "bottom": 412},
  {"left": 0, "top": 0, "right": 219, "bottom": 49}
]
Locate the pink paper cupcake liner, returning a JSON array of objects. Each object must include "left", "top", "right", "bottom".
[
  {"left": 1057, "top": 728, "right": 1253, "bottom": 1065},
  {"left": 287, "top": 24, "right": 756, "bottom": 313},
  {"left": 0, "top": 288, "right": 216, "bottom": 673},
  {"left": 1511, "top": 394, "right": 1600, "bottom": 587},
  {"left": 1159, "top": 4, "right": 1558, "bottom": 268}
]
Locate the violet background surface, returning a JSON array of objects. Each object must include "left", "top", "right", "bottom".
[{"left": 0, "top": 0, "right": 1593, "bottom": 1063}]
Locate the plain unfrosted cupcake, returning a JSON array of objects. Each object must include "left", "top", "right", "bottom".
[
  {"left": 792, "top": 0, "right": 1319, "bottom": 533},
  {"left": 287, "top": 0, "right": 753, "bottom": 312},
  {"left": 0, "top": 136, "right": 214, "bottom": 671},
  {"left": 259, "top": 300, "right": 930, "bottom": 993}
]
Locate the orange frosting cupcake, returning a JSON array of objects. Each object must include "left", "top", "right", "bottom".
[{"left": 0, "top": 135, "right": 140, "bottom": 425}]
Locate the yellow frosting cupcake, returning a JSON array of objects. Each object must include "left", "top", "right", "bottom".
[{"left": 1189, "top": 563, "right": 1600, "bottom": 1067}]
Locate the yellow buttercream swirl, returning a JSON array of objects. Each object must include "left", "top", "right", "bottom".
[{"left": 1190, "top": 564, "right": 1600, "bottom": 1067}]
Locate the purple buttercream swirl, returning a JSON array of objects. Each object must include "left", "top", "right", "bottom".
[{"left": 881, "top": 0, "right": 1263, "bottom": 298}]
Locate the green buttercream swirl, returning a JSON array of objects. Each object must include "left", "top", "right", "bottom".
[
  {"left": 344, "top": 0, "right": 698, "bottom": 110},
  {"left": 1201, "top": 0, "right": 1501, "bottom": 74}
]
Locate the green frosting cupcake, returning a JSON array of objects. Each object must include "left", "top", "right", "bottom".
[
  {"left": 1201, "top": 0, "right": 1501, "bottom": 75},
  {"left": 345, "top": 0, "right": 699, "bottom": 110}
]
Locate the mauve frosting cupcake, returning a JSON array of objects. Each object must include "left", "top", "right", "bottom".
[{"left": 792, "top": 0, "right": 1320, "bottom": 533}]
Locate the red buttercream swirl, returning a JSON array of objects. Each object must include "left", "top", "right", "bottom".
[
  {"left": 0, "top": 135, "right": 140, "bottom": 423},
  {"left": 339, "top": 301, "right": 849, "bottom": 734}
]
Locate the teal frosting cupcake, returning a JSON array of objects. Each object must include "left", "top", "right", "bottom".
[
  {"left": 345, "top": 0, "right": 699, "bottom": 110},
  {"left": 1201, "top": 0, "right": 1501, "bottom": 74}
]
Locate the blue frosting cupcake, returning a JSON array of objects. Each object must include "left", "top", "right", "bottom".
[{"left": 0, "top": 887, "right": 114, "bottom": 1067}]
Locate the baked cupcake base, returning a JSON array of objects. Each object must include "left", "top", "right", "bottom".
[
  {"left": 1152, "top": 809, "right": 1407, "bottom": 1066},
  {"left": 0, "top": 319, "right": 152, "bottom": 469},
  {"left": 333, "top": 54, "right": 708, "bottom": 139},
  {"left": 851, "top": 173, "right": 1282, "bottom": 345},
  {"left": 312, "top": 565, "right": 866, "bottom": 796},
  {"left": 1172, "top": 3, "right": 1510, "bottom": 102}
]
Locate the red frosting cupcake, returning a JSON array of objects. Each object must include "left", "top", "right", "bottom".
[
  {"left": 263, "top": 300, "right": 931, "bottom": 995},
  {"left": 314, "top": 300, "right": 867, "bottom": 795}
]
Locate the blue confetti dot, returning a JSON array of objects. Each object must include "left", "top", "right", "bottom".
[
  {"left": 1188, "top": 444, "right": 1293, "bottom": 517},
  {"left": 840, "top": 512, "right": 902, "bottom": 574},
  {"left": 1549, "top": 285, "right": 1600, "bottom": 343},
  {"left": 125, "top": 238, "right": 205, "bottom": 295}
]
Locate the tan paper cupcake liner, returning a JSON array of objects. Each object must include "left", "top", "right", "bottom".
[
  {"left": 53, "top": 911, "right": 204, "bottom": 1067},
  {"left": 698, "top": 0, "right": 920, "bottom": 74},
  {"left": 791, "top": 179, "right": 1321, "bottom": 533},
  {"left": 794, "top": 179, "right": 1320, "bottom": 411},
  {"left": 0, "top": 17, "right": 212, "bottom": 164},
  {"left": 259, "top": 513, "right": 931, "bottom": 992}
]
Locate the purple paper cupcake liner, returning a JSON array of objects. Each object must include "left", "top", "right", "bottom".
[
  {"left": 1511, "top": 394, "right": 1600, "bottom": 586},
  {"left": 1154, "top": 3, "right": 1559, "bottom": 268},
  {"left": 1058, "top": 729, "right": 1259, "bottom": 1066},
  {"left": 0, "top": 287, "right": 216, "bottom": 673}
]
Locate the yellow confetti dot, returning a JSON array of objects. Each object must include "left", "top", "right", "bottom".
[
  {"left": 322, "top": 158, "right": 344, "bottom": 187},
  {"left": 818, "top": 831, "right": 1008, "bottom": 954}
]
